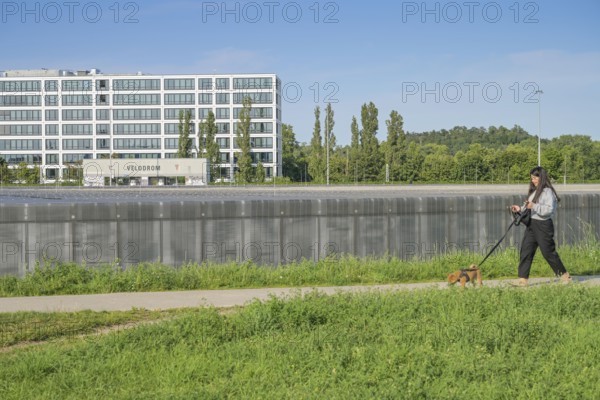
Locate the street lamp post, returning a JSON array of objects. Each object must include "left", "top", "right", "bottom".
[
  {"left": 325, "top": 107, "right": 329, "bottom": 186},
  {"left": 535, "top": 89, "right": 543, "bottom": 166}
]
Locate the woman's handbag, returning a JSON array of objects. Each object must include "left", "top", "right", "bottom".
[{"left": 513, "top": 208, "right": 531, "bottom": 226}]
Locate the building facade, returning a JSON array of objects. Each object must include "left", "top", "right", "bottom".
[{"left": 0, "top": 69, "right": 281, "bottom": 182}]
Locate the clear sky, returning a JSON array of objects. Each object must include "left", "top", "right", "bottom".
[{"left": 1, "top": 0, "right": 599, "bottom": 145}]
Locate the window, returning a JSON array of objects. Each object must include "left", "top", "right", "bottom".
[
  {"left": 164, "top": 94, "right": 195, "bottom": 105},
  {"left": 96, "top": 109, "right": 110, "bottom": 120},
  {"left": 45, "top": 110, "right": 58, "bottom": 121},
  {"left": 0, "top": 139, "right": 41, "bottom": 150},
  {"left": 164, "top": 138, "right": 179, "bottom": 149},
  {"left": 164, "top": 123, "right": 196, "bottom": 135},
  {"left": 216, "top": 93, "right": 230, "bottom": 104},
  {"left": 164, "top": 108, "right": 195, "bottom": 120},
  {"left": 46, "top": 154, "right": 58, "bottom": 164},
  {"left": 199, "top": 78, "right": 213, "bottom": 90},
  {"left": 46, "top": 139, "right": 58, "bottom": 150},
  {"left": 45, "top": 95, "right": 59, "bottom": 106},
  {"left": 96, "top": 94, "right": 109, "bottom": 105},
  {"left": 114, "top": 124, "right": 161, "bottom": 135},
  {"left": 233, "top": 107, "right": 273, "bottom": 119},
  {"left": 44, "top": 80, "right": 58, "bottom": 92},
  {"left": 0, "top": 125, "right": 41, "bottom": 136},
  {"left": 96, "top": 124, "right": 110, "bottom": 135},
  {"left": 164, "top": 79, "right": 195, "bottom": 90},
  {"left": 112, "top": 79, "right": 160, "bottom": 91},
  {"left": 113, "top": 138, "right": 161, "bottom": 150},
  {"left": 215, "top": 108, "right": 230, "bottom": 119},
  {"left": 233, "top": 92, "right": 272, "bottom": 104},
  {"left": 198, "top": 108, "right": 211, "bottom": 119},
  {"left": 216, "top": 78, "right": 229, "bottom": 90},
  {"left": 233, "top": 77, "right": 273, "bottom": 89},
  {"left": 250, "top": 137, "right": 273, "bottom": 148},
  {"left": 216, "top": 137, "right": 230, "bottom": 149},
  {"left": 216, "top": 123, "right": 229, "bottom": 134},
  {"left": 113, "top": 109, "right": 161, "bottom": 120},
  {"left": 0, "top": 110, "right": 41, "bottom": 121},
  {"left": 234, "top": 122, "right": 272, "bottom": 134},
  {"left": 62, "top": 124, "right": 93, "bottom": 135},
  {"left": 61, "top": 80, "right": 92, "bottom": 92},
  {"left": 63, "top": 139, "right": 92, "bottom": 150},
  {"left": 0, "top": 95, "right": 41, "bottom": 106},
  {"left": 63, "top": 153, "right": 92, "bottom": 163},
  {"left": 198, "top": 93, "right": 212, "bottom": 105},
  {"left": 114, "top": 94, "right": 161, "bottom": 105},
  {"left": 45, "top": 124, "right": 58, "bottom": 135},
  {"left": 0, "top": 80, "right": 41, "bottom": 92},
  {"left": 96, "top": 139, "right": 110, "bottom": 149},
  {"left": 96, "top": 80, "right": 109, "bottom": 90},
  {"left": 62, "top": 109, "right": 93, "bottom": 121},
  {"left": 62, "top": 95, "right": 93, "bottom": 106},
  {"left": 251, "top": 152, "right": 273, "bottom": 163}
]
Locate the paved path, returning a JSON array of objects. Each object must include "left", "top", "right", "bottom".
[{"left": 2, "top": 276, "right": 599, "bottom": 313}]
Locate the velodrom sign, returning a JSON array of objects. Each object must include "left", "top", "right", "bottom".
[{"left": 82, "top": 158, "right": 209, "bottom": 186}]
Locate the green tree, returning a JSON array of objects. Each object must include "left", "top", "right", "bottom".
[
  {"left": 281, "top": 124, "right": 306, "bottom": 181},
  {"left": 177, "top": 110, "right": 193, "bottom": 158},
  {"left": 200, "top": 110, "right": 220, "bottom": 182},
  {"left": 383, "top": 110, "right": 405, "bottom": 182},
  {"left": 349, "top": 116, "right": 360, "bottom": 181},
  {"left": 308, "top": 106, "right": 324, "bottom": 183},
  {"left": 420, "top": 144, "right": 455, "bottom": 182},
  {"left": 256, "top": 161, "right": 266, "bottom": 183},
  {"left": 324, "top": 103, "right": 336, "bottom": 184},
  {"left": 0, "top": 157, "right": 10, "bottom": 183},
  {"left": 402, "top": 142, "right": 424, "bottom": 183},
  {"left": 359, "top": 102, "right": 381, "bottom": 181},
  {"left": 235, "top": 97, "right": 253, "bottom": 184}
]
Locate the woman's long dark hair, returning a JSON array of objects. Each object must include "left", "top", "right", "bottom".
[{"left": 529, "top": 166, "right": 560, "bottom": 202}]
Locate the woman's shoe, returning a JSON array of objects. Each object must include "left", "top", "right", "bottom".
[
  {"left": 511, "top": 278, "right": 528, "bottom": 287},
  {"left": 560, "top": 273, "right": 573, "bottom": 284}
]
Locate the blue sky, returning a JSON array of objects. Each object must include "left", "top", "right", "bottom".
[{"left": 1, "top": 0, "right": 599, "bottom": 145}]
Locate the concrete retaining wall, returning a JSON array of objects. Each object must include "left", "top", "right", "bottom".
[{"left": 1, "top": 194, "right": 599, "bottom": 276}]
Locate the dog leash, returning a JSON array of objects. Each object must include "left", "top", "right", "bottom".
[{"left": 478, "top": 214, "right": 518, "bottom": 267}]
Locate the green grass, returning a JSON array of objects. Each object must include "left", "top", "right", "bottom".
[
  {"left": 1, "top": 286, "right": 599, "bottom": 399},
  {"left": 0, "top": 309, "right": 180, "bottom": 348},
  {"left": 1, "top": 243, "right": 599, "bottom": 297}
]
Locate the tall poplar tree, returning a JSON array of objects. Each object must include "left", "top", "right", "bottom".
[
  {"left": 308, "top": 106, "right": 324, "bottom": 183},
  {"left": 177, "top": 110, "right": 193, "bottom": 158},
  {"left": 235, "top": 97, "right": 253, "bottom": 183},
  {"left": 360, "top": 102, "right": 381, "bottom": 181},
  {"left": 200, "top": 110, "right": 220, "bottom": 182}
]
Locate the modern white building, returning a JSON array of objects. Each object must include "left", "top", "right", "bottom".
[{"left": 0, "top": 68, "right": 282, "bottom": 183}]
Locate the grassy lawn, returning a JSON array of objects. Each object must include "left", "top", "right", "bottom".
[
  {"left": 1, "top": 286, "right": 599, "bottom": 399},
  {"left": 1, "top": 243, "right": 599, "bottom": 297}
]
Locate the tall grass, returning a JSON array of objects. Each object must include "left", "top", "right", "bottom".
[
  {"left": 1, "top": 241, "right": 598, "bottom": 297},
  {"left": 1, "top": 286, "right": 599, "bottom": 399}
]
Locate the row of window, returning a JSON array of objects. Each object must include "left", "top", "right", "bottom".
[
  {"left": 10, "top": 137, "right": 274, "bottom": 151},
  {"left": 2, "top": 122, "right": 275, "bottom": 137},
  {"left": 0, "top": 106, "right": 275, "bottom": 122},
  {"left": 3, "top": 151, "right": 275, "bottom": 165},
  {"left": 0, "top": 78, "right": 276, "bottom": 93}
]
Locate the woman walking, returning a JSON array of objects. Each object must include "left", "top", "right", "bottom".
[{"left": 510, "top": 166, "right": 572, "bottom": 286}]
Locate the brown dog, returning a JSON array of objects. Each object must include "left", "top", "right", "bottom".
[{"left": 447, "top": 264, "right": 483, "bottom": 288}]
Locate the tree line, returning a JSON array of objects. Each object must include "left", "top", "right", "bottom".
[{"left": 282, "top": 103, "right": 600, "bottom": 184}]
